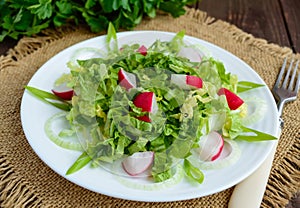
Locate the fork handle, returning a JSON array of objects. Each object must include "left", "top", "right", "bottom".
[
  {"left": 277, "top": 100, "right": 285, "bottom": 128},
  {"left": 277, "top": 100, "right": 286, "bottom": 118}
]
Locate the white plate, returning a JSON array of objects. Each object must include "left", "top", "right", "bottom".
[{"left": 20, "top": 31, "right": 279, "bottom": 202}]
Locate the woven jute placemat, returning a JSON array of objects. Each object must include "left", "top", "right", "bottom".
[{"left": 0, "top": 8, "right": 299, "bottom": 208}]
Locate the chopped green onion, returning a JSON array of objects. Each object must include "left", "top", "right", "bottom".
[
  {"left": 237, "top": 81, "right": 265, "bottom": 93},
  {"left": 183, "top": 159, "right": 204, "bottom": 184},
  {"left": 66, "top": 152, "right": 92, "bottom": 175},
  {"left": 25, "top": 86, "right": 71, "bottom": 111},
  {"left": 237, "top": 126, "right": 277, "bottom": 142}
]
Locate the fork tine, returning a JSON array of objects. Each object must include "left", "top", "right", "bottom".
[
  {"left": 294, "top": 62, "right": 300, "bottom": 94},
  {"left": 282, "top": 59, "right": 294, "bottom": 88},
  {"left": 288, "top": 60, "right": 299, "bottom": 91},
  {"left": 272, "top": 58, "right": 300, "bottom": 116},
  {"left": 275, "top": 58, "right": 287, "bottom": 88}
]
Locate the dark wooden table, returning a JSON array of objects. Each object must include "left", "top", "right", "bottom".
[
  {"left": 196, "top": 0, "right": 300, "bottom": 54},
  {"left": 0, "top": 0, "right": 299, "bottom": 207}
]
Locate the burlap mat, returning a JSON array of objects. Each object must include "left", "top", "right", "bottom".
[{"left": 0, "top": 8, "right": 299, "bottom": 208}]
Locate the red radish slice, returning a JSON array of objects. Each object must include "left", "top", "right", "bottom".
[
  {"left": 189, "top": 138, "right": 240, "bottom": 170},
  {"left": 177, "top": 47, "right": 202, "bottom": 62},
  {"left": 133, "top": 92, "right": 158, "bottom": 122},
  {"left": 52, "top": 90, "right": 74, "bottom": 100},
  {"left": 52, "top": 83, "right": 74, "bottom": 100},
  {"left": 217, "top": 139, "right": 232, "bottom": 160},
  {"left": 133, "top": 92, "right": 158, "bottom": 113},
  {"left": 122, "top": 151, "right": 154, "bottom": 176},
  {"left": 135, "top": 115, "right": 151, "bottom": 123},
  {"left": 171, "top": 74, "right": 203, "bottom": 90},
  {"left": 118, "top": 68, "right": 137, "bottom": 90},
  {"left": 196, "top": 131, "right": 224, "bottom": 161},
  {"left": 186, "top": 75, "right": 203, "bottom": 88},
  {"left": 133, "top": 92, "right": 154, "bottom": 112},
  {"left": 137, "top": 45, "right": 147, "bottom": 56},
  {"left": 218, "top": 88, "right": 244, "bottom": 110}
]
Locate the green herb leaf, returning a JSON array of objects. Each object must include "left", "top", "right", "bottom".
[
  {"left": 106, "top": 22, "right": 118, "bottom": 52},
  {"left": 28, "top": 0, "right": 53, "bottom": 20},
  {"left": 236, "top": 126, "right": 278, "bottom": 142},
  {"left": 0, "top": 0, "right": 194, "bottom": 42},
  {"left": 25, "top": 86, "right": 71, "bottom": 111},
  {"left": 183, "top": 159, "right": 204, "bottom": 184},
  {"left": 237, "top": 81, "right": 265, "bottom": 93},
  {"left": 66, "top": 152, "right": 92, "bottom": 175}
]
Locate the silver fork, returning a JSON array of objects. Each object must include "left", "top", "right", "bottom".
[{"left": 272, "top": 58, "right": 300, "bottom": 128}]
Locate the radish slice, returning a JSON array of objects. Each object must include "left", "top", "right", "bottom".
[
  {"left": 137, "top": 45, "right": 147, "bottom": 56},
  {"left": 118, "top": 68, "right": 137, "bottom": 90},
  {"left": 133, "top": 92, "right": 158, "bottom": 122},
  {"left": 218, "top": 88, "right": 244, "bottom": 110},
  {"left": 122, "top": 151, "right": 154, "bottom": 176},
  {"left": 195, "top": 131, "right": 224, "bottom": 161},
  {"left": 52, "top": 83, "right": 74, "bottom": 100},
  {"left": 135, "top": 115, "right": 151, "bottom": 123},
  {"left": 171, "top": 74, "right": 203, "bottom": 90},
  {"left": 177, "top": 46, "right": 202, "bottom": 62},
  {"left": 189, "top": 138, "right": 240, "bottom": 170},
  {"left": 186, "top": 75, "right": 203, "bottom": 88},
  {"left": 133, "top": 92, "right": 157, "bottom": 112}
]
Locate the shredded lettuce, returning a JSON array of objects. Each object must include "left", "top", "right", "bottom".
[{"left": 25, "top": 25, "right": 277, "bottom": 186}]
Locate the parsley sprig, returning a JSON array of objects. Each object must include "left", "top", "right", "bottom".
[{"left": 0, "top": 0, "right": 197, "bottom": 42}]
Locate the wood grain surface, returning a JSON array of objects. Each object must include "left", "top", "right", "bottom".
[
  {"left": 196, "top": 0, "right": 300, "bottom": 53},
  {"left": 279, "top": 0, "right": 300, "bottom": 52}
]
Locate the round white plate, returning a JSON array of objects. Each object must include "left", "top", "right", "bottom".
[{"left": 20, "top": 31, "right": 279, "bottom": 202}]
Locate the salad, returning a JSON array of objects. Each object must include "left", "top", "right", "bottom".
[{"left": 25, "top": 23, "right": 276, "bottom": 188}]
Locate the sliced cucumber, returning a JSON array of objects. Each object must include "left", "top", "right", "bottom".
[{"left": 45, "top": 112, "right": 83, "bottom": 151}]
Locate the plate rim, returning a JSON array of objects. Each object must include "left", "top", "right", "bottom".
[{"left": 20, "top": 30, "right": 279, "bottom": 202}]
